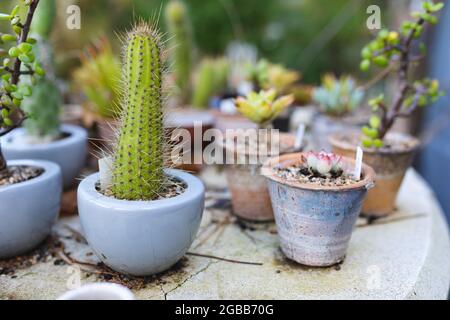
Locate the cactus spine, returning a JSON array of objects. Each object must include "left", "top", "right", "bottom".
[
  {"left": 111, "top": 24, "right": 164, "bottom": 200},
  {"left": 23, "top": 0, "right": 62, "bottom": 140},
  {"left": 165, "top": 0, "right": 192, "bottom": 104}
]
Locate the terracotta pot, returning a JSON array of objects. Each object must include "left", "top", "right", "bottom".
[
  {"left": 219, "top": 133, "right": 298, "bottom": 222},
  {"left": 261, "top": 153, "right": 374, "bottom": 266},
  {"left": 329, "top": 131, "right": 419, "bottom": 217}
]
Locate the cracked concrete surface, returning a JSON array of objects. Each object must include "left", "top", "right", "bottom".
[{"left": 0, "top": 169, "right": 449, "bottom": 299}]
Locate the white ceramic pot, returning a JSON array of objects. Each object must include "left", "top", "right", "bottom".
[
  {"left": 77, "top": 169, "right": 205, "bottom": 276},
  {"left": 0, "top": 160, "right": 62, "bottom": 258},
  {"left": 2, "top": 124, "right": 87, "bottom": 188}
]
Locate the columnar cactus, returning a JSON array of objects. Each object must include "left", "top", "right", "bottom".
[
  {"left": 111, "top": 24, "right": 164, "bottom": 200},
  {"left": 165, "top": 0, "right": 193, "bottom": 104}
]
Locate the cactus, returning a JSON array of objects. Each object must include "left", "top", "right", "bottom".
[
  {"left": 302, "top": 151, "right": 343, "bottom": 177},
  {"left": 165, "top": 0, "right": 193, "bottom": 104},
  {"left": 312, "top": 74, "right": 364, "bottom": 117},
  {"left": 235, "top": 89, "right": 294, "bottom": 128},
  {"left": 22, "top": 0, "right": 62, "bottom": 140},
  {"left": 72, "top": 37, "right": 121, "bottom": 119},
  {"left": 111, "top": 23, "right": 164, "bottom": 201},
  {"left": 191, "top": 57, "right": 229, "bottom": 109},
  {"left": 359, "top": 1, "right": 444, "bottom": 148}
]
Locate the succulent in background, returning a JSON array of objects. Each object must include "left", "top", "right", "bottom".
[
  {"left": 111, "top": 23, "right": 165, "bottom": 200},
  {"left": 72, "top": 37, "right": 121, "bottom": 119},
  {"left": 246, "top": 59, "right": 300, "bottom": 93},
  {"left": 359, "top": 1, "right": 444, "bottom": 148},
  {"left": 165, "top": 0, "right": 193, "bottom": 104},
  {"left": 312, "top": 74, "right": 364, "bottom": 117},
  {"left": 235, "top": 89, "right": 294, "bottom": 128},
  {"left": 22, "top": 0, "right": 62, "bottom": 140},
  {"left": 191, "top": 57, "right": 229, "bottom": 109},
  {"left": 302, "top": 151, "right": 343, "bottom": 177}
]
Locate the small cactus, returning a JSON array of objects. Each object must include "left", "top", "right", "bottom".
[
  {"left": 312, "top": 74, "right": 364, "bottom": 117},
  {"left": 111, "top": 23, "right": 164, "bottom": 200},
  {"left": 235, "top": 89, "right": 293, "bottom": 128},
  {"left": 165, "top": 0, "right": 193, "bottom": 104},
  {"left": 191, "top": 57, "right": 229, "bottom": 109},
  {"left": 303, "top": 151, "right": 343, "bottom": 177}
]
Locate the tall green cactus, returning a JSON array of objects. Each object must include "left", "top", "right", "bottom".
[
  {"left": 22, "top": 0, "right": 61, "bottom": 139},
  {"left": 165, "top": 0, "right": 192, "bottom": 104},
  {"left": 111, "top": 24, "right": 164, "bottom": 200}
]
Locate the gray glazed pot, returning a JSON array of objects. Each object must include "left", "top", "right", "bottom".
[
  {"left": 262, "top": 153, "right": 375, "bottom": 266},
  {"left": 77, "top": 169, "right": 205, "bottom": 276},
  {"left": 1, "top": 124, "right": 87, "bottom": 188},
  {"left": 0, "top": 160, "right": 62, "bottom": 258}
]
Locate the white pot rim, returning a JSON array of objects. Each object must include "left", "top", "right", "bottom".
[
  {"left": 78, "top": 168, "right": 205, "bottom": 212},
  {"left": 0, "top": 159, "right": 61, "bottom": 192},
  {"left": 57, "top": 283, "right": 135, "bottom": 300},
  {"left": 2, "top": 124, "right": 87, "bottom": 151}
]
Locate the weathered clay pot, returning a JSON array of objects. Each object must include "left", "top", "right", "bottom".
[
  {"left": 329, "top": 131, "right": 419, "bottom": 217},
  {"left": 219, "top": 133, "right": 298, "bottom": 222},
  {"left": 311, "top": 111, "right": 367, "bottom": 151},
  {"left": 261, "top": 153, "right": 374, "bottom": 266}
]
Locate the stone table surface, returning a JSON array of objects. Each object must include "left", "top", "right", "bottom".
[{"left": 1, "top": 168, "right": 449, "bottom": 300}]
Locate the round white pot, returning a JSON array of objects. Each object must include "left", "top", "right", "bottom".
[
  {"left": 1, "top": 124, "right": 87, "bottom": 188},
  {"left": 58, "top": 283, "right": 135, "bottom": 300},
  {"left": 0, "top": 160, "right": 62, "bottom": 258},
  {"left": 77, "top": 169, "right": 205, "bottom": 276}
]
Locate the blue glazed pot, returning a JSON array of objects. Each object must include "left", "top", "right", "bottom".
[
  {"left": 77, "top": 169, "right": 205, "bottom": 276},
  {"left": 2, "top": 124, "right": 87, "bottom": 189},
  {"left": 262, "top": 153, "right": 375, "bottom": 266},
  {"left": 0, "top": 160, "right": 62, "bottom": 258}
]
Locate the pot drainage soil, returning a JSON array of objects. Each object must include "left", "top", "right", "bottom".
[
  {"left": 0, "top": 165, "right": 44, "bottom": 187},
  {"left": 95, "top": 175, "right": 187, "bottom": 200},
  {"left": 273, "top": 165, "right": 359, "bottom": 187}
]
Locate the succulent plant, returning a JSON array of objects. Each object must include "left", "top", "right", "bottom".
[
  {"left": 111, "top": 23, "right": 165, "bottom": 200},
  {"left": 235, "top": 89, "right": 294, "bottom": 128},
  {"left": 359, "top": 1, "right": 445, "bottom": 148},
  {"left": 0, "top": 0, "right": 44, "bottom": 170},
  {"left": 191, "top": 57, "right": 229, "bottom": 109},
  {"left": 302, "top": 151, "right": 343, "bottom": 177},
  {"left": 246, "top": 59, "right": 300, "bottom": 93},
  {"left": 312, "top": 74, "right": 364, "bottom": 117},
  {"left": 22, "top": 0, "right": 62, "bottom": 140},
  {"left": 165, "top": 0, "right": 193, "bottom": 104},
  {"left": 72, "top": 37, "right": 121, "bottom": 119}
]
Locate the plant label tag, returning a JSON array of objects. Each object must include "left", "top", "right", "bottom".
[
  {"left": 295, "top": 124, "right": 305, "bottom": 150},
  {"left": 354, "top": 146, "right": 363, "bottom": 181},
  {"left": 98, "top": 156, "right": 113, "bottom": 191}
]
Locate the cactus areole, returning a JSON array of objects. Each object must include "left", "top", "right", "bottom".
[{"left": 112, "top": 25, "right": 164, "bottom": 200}]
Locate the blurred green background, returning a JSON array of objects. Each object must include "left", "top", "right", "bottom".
[{"left": 2, "top": 0, "right": 395, "bottom": 83}]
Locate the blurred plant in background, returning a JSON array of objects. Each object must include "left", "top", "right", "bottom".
[
  {"left": 72, "top": 37, "right": 121, "bottom": 119},
  {"left": 191, "top": 57, "right": 229, "bottom": 109},
  {"left": 312, "top": 74, "right": 365, "bottom": 117}
]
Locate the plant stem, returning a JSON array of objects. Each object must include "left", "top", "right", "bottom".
[{"left": 378, "top": 17, "right": 425, "bottom": 140}]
